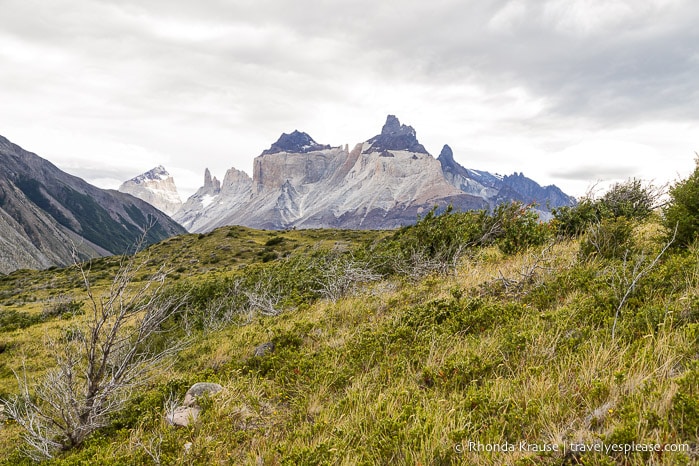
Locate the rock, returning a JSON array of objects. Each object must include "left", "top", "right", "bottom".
[
  {"left": 363, "top": 114, "right": 428, "bottom": 155},
  {"left": 183, "top": 382, "right": 223, "bottom": 407},
  {"left": 172, "top": 114, "right": 575, "bottom": 233},
  {"left": 118, "top": 165, "right": 183, "bottom": 216},
  {"left": 167, "top": 406, "right": 201, "bottom": 427},
  {"left": 167, "top": 382, "right": 223, "bottom": 427},
  {"left": 261, "top": 130, "right": 332, "bottom": 155},
  {"left": 253, "top": 342, "right": 275, "bottom": 357},
  {"left": 438, "top": 144, "right": 454, "bottom": 163}
]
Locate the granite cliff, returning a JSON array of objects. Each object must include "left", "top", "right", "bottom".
[{"left": 173, "top": 115, "right": 571, "bottom": 232}]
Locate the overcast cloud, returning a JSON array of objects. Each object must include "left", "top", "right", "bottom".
[{"left": 0, "top": 0, "right": 697, "bottom": 198}]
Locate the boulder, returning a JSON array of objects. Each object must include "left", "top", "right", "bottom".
[
  {"left": 183, "top": 382, "right": 223, "bottom": 407},
  {"left": 167, "top": 406, "right": 201, "bottom": 427},
  {"left": 253, "top": 342, "right": 275, "bottom": 357}
]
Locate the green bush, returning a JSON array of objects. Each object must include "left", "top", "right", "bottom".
[
  {"left": 553, "top": 179, "right": 658, "bottom": 238},
  {"left": 372, "top": 202, "right": 551, "bottom": 277},
  {"left": 579, "top": 217, "right": 635, "bottom": 260},
  {"left": 664, "top": 160, "right": 699, "bottom": 247},
  {"left": 0, "top": 310, "right": 42, "bottom": 332},
  {"left": 491, "top": 202, "right": 550, "bottom": 254},
  {"left": 670, "top": 364, "right": 699, "bottom": 436},
  {"left": 599, "top": 178, "right": 655, "bottom": 220},
  {"left": 264, "top": 236, "right": 285, "bottom": 247}
]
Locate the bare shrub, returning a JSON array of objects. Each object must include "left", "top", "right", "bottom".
[
  {"left": 1, "top": 248, "right": 187, "bottom": 460},
  {"left": 314, "top": 254, "right": 382, "bottom": 302}
]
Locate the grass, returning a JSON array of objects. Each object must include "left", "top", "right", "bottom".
[{"left": 0, "top": 216, "right": 697, "bottom": 465}]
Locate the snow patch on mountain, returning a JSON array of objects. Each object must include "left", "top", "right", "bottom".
[{"left": 118, "top": 166, "right": 183, "bottom": 216}]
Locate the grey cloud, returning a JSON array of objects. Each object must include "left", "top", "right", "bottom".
[
  {"left": 0, "top": 0, "right": 696, "bottom": 200},
  {"left": 53, "top": 162, "right": 138, "bottom": 185},
  {"left": 550, "top": 165, "right": 638, "bottom": 181}
]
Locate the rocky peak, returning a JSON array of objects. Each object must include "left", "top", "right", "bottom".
[
  {"left": 261, "top": 130, "right": 331, "bottom": 156},
  {"left": 364, "top": 115, "right": 428, "bottom": 155},
  {"left": 437, "top": 145, "right": 455, "bottom": 165},
  {"left": 142, "top": 165, "right": 168, "bottom": 180},
  {"left": 123, "top": 165, "right": 171, "bottom": 186},
  {"left": 203, "top": 168, "right": 221, "bottom": 193},
  {"left": 118, "top": 165, "right": 183, "bottom": 217},
  {"left": 382, "top": 115, "right": 402, "bottom": 134}
]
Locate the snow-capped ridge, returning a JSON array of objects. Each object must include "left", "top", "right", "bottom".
[{"left": 118, "top": 166, "right": 183, "bottom": 216}]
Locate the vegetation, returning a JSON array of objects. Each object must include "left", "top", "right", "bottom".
[
  {"left": 552, "top": 178, "right": 660, "bottom": 237},
  {"left": 0, "top": 195, "right": 697, "bottom": 464},
  {"left": 1, "top": 248, "right": 188, "bottom": 460},
  {"left": 665, "top": 158, "right": 699, "bottom": 247}
]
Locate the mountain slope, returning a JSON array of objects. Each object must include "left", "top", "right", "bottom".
[
  {"left": 174, "top": 116, "right": 489, "bottom": 232},
  {"left": 437, "top": 144, "right": 576, "bottom": 211},
  {"left": 0, "top": 135, "right": 186, "bottom": 274},
  {"left": 0, "top": 212, "right": 695, "bottom": 465},
  {"left": 118, "top": 166, "right": 183, "bottom": 216}
]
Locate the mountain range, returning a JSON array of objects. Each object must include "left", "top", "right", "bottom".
[
  {"left": 166, "top": 115, "right": 575, "bottom": 232},
  {"left": 0, "top": 135, "right": 186, "bottom": 274},
  {"left": 0, "top": 115, "right": 576, "bottom": 273}
]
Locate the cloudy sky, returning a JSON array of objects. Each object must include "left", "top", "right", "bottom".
[{"left": 1, "top": 0, "right": 697, "bottom": 199}]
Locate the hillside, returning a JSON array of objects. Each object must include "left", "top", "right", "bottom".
[
  {"left": 0, "top": 135, "right": 186, "bottom": 274},
  {"left": 0, "top": 193, "right": 697, "bottom": 464}
]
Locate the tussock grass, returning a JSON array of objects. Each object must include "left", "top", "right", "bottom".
[{"left": 0, "top": 218, "right": 697, "bottom": 465}]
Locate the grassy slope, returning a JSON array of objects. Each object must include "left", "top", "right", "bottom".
[{"left": 0, "top": 221, "right": 697, "bottom": 465}]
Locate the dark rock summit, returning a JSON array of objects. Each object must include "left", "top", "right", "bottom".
[
  {"left": 261, "top": 130, "right": 332, "bottom": 155},
  {"left": 501, "top": 172, "right": 576, "bottom": 208},
  {"left": 364, "top": 115, "right": 428, "bottom": 154},
  {"left": 437, "top": 144, "right": 455, "bottom": 164}
]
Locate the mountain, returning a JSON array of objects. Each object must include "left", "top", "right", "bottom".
[
  {"left": 118, "top": 165, "right": 183, "bottom": 216},
  {"left": 174, "top": 115, "right": 575, "bottom": 232},
  {"left": 0, "top": 135, "right": 187, "bottom": 274},
  {"left": 437, "top": 144, "right": 576, "bottom": 216},
  {"left": 173, "top": 116, "right": 488, "bottom": 232},
  {"left": 175, "top": 167, "right": 252, "bottom": 233}
]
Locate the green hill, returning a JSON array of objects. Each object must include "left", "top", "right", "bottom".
[{"left": 0, "top": 195, "right": 697, "bottom": 465}]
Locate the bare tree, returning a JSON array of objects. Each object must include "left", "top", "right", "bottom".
[
  {"left": 1, "top": 245, "right": 187, "bottom": 460},
  {"left": 609, "top": 225, "right": 676, "bottom": 339},
  {"left": 243, "top": 269, "right": 283, "bottom": 317},
  {"left": 314, "top": 254, "right": 382, "bottom": 302}
]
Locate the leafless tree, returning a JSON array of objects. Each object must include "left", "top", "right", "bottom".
[
  {"left": 243, "top": 269, "right": 283, "bottom": 317},
  {"left": 314, "top": 254, "right": 382, "bottom": 302},
  {"left": 1, "top": 244, "right": 187, "bottom": 460},
  {"left": 609, "top": 225, "right": 676, "bottom": 340}
]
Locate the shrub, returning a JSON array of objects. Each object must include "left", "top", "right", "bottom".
[
  {"left": 579, "top": 217, "right": 635, "bottom": 260},
  {"left": 553, "top": 179, "right": 660, "bottom": 237},
  {"left": 664, "top": 159, "right": 699, "bottom": 247},
  {"left": 599, "top": 178, "right": 656, "bottom": 220},
  {"left": 0, "top": 310, "right": 42, "bottom": 333},
  {"left": 41, "top": 294, "right": 83, "bottom": 319},
  {"left": 372, "top": 202, "right": 551, "bottom": 278},
  {"left": 264, "top": 236, "right": 285, "bottom": 247},
  {"left": 491, "top": 202, "right": 550, "bottom": 254}
]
